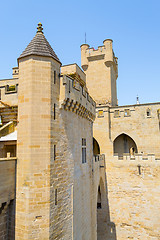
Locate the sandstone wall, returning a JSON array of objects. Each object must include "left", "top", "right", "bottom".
[
  {"left": 106, "top": 157, "right": 160, "bottom": 240},
  {"left": 16, "top": 55, "right": 66, "bottom": 240},
  {"left": 0, "top": 78, "right": 18, "bottom": 106},
  {"left": 59, "top": 73, "right": 97, "bottom": 240},
  {"left": 111, "top": 103, "right": 160, "bottom": 156},
  {"left": 94, "top": 102, "right": 160, "bottom": 240}
]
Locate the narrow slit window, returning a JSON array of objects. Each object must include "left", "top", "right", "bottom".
[
  {"left": 138, "top": 165, "right": 141, "bottom": 175},
  {"left": 54, "top": 145, "right": 56, "bottom": 161},
  {"left": 82, "top": 138, "right": 86, "bottom": 163},
  {"left": 0, "top": 89, "right": 1, "bottom": 100},
  {"left": 54, "top": 103, "right": 56, "bottom": 120},
  {"left": 69, "top": 80, "right": 71, "bottom": 93},
  {"left": 54, "top": 70, "right": 56, "bottom": 84},
  {"left": 55, "top": 189, "right": 58, "bottom": 205}
]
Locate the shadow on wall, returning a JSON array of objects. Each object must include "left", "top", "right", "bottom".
[
  {"left": 93, "top": 136, "right": 117, "bottom": 240},
  {"left": 113, "top": 133, "right": 138, "bottom": 157},
  {"left": 97, "top": 176, "right": 117, "bottom": 240}
]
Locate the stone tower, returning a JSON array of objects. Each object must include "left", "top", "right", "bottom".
[
  {"left": 81, "top": 39, "right": 118, "bottom": 106},
  {"left": 16, "top": 23, "right": 61, "bottom": 239}
]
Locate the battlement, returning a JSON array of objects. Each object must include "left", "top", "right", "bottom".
[
  {"left": 80, "top": 39, "right": 118, "bottom": 73},
  {"left": 12, "top": 67, "right": 19, "bottom": 79},
  {"left": 92, "top": 154, "right": 105, "bottom": 173},
  {"left": 61, "top": 63, "right": 86, "bottom": 87},
  {"left": 80, "top": 39, "right": 118, "bottom": 106},
  {"left": 59, "top": 74, "right": 96, "bottom": 121}
]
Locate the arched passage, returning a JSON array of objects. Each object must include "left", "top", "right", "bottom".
[
  {"left": 97, "top": 178, "right": 107, "bottom": 239},
  {"left": 113, "top": 133, "right": 138, "bottom": 156},
  {"left": 93, "top": 138, "right": 100, "bottom": 155},
  {"left": 97, "top": 177, "right": 117, "bottom": 240}
]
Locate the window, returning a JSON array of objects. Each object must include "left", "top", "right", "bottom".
[
  {"left": 146, "top": 108, "right": 151, "bottom": 117},
  {"left": 54, "top": 70, "right": 56, "bottom": 84},
  {"left": 54, "top": 103, "right": 56, "bottom": 120},
  {"left": 69, "top": 80, "right": 71, "bottom": 93},
  {"left": 0, "top": 202, "right": 7, "bottom": 214},
  {"left": 0, "top": 89, "right": 1, "bottom": 100},
  {"left": 98, "top": 110, "right": 104, "bottom": 118},
  {"left": 124, "top": 109, "right": 130, "bottom": 117},
  {"left": 54, "top": 145, "right": 56, "bottom": 161},
  {"left": 114, "top": 110, "right": 120, "bottom": 117},
  {"left": 55, "top": 189, "right": 58, "bottom": 205},
  {"left": 5, "top": 85, "right": 17, "bottom": 94},
  {"left": 82, "top": 138, "right": 86, "bottom": 163},
  {"left": 137, "top": 165, "right": 141, "bottom": 175}
]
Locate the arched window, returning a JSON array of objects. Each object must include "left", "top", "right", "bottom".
[
  {"left": 93, "top": 138, "right": 100, "bottom": 155},
  {"left": 113, "top": 133, "right": 138, "bottom": 157}
]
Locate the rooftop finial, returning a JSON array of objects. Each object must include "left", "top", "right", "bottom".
[{"left": 37, "top": 22, "right": 43, "bottom": 33}]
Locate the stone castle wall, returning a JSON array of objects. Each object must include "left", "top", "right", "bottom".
[
  {"left": 105, "top": 157, "right": 160, "bottom": 240},
  {"left": 110, "top": 103, "right": 160, "bottom": 156},
  {"left": 60, "top": 73, "right": 98, "bottom": 240},
  {"left": 0, "top": 78, "right": 18, "bottom": 107}
]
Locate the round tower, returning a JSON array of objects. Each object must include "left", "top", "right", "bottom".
[{"left": 103, "top": 39, "right": 113, "bottom": 66}]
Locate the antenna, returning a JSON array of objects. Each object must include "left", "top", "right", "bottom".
[
  {"left": 136, "top": 95, "right": 140, "bottom": 104},
  {"left": 85, "top": 32, "right": 86, "bottom": 44}
]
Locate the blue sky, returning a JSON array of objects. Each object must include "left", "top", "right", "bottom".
[{"left": 0, "top": 0, "right": 160, "bottom": 105}]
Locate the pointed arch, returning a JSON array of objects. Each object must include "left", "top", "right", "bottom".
[
  {"left": 93, "top": 137, "right": 100, "bottom": 155},
  {"left": 113, "top": 133, "right": 138, "bottom": 156}
]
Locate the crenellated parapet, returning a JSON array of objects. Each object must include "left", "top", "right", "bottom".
[
  {"left": 80, "top": 39, "right": 118, "bottom": 78},
  {"left": 59, "top": 74, "right": 96, "bottom": 122},
  {"left": 80, "top": 39, "right": 118, "bottom": 106}
]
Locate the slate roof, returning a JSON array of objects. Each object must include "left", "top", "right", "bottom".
[{"left": 18, "top": 29, "right": 61, "bottom": 64}]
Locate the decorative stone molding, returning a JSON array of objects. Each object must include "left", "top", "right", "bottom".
[
  {"left": 60, "top": 98, "right": 95, "bottom": 122},
  {"left": 60, "top": 75, "right": 96, "bottom": 122}
]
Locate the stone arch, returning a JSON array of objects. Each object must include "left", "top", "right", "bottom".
[
  {"left": 93, "top": 137, "right": 100, "bottom": 155},
  {"left": 113, "top": 133, "right": 138, "bottom": 156},
  {"left": 97, "top": 177, "right": 107, "bottom": 239}
]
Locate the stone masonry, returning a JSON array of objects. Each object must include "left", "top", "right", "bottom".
[{"left": 0, "top": 23, "right": 159, "bottom": 240}]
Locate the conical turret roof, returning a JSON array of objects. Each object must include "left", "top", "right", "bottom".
[{"left": 18, "top": 23, "right": 61, "bottom": 64}]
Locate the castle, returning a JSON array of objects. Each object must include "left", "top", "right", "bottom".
[{"left": 0, "top": 23, "right": 160, "bottom": 240}]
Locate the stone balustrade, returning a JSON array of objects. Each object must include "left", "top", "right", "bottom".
[{"left": 113, "top": 153, "right": 160, "bottom": 163}]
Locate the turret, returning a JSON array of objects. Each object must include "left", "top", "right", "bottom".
[
  {"left": 81, "top": 39, "right": 118, "bottom": 106},
  {"left": 16, "top": 23, "right": 61, "bottom": 239},
  {"left": 103, "top": 39, "right": 113, "bottom": 66},
  {"left": 80, "top": 44, "right": 89, "bottom": 71}
]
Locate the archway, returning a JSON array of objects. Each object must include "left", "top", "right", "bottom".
[
  {"left": 113, "top": 133, "right": 138, "bottom": 156},
  {"left": 97, "top": 178, "right": 107, "bottom": 240},
  {"left": 93, "top": 138, "right": 100, "bottom": 155}
]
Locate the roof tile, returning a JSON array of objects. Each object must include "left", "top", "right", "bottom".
[{"left": 18, "top": 31, "right": 61, "bottom": 64}]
